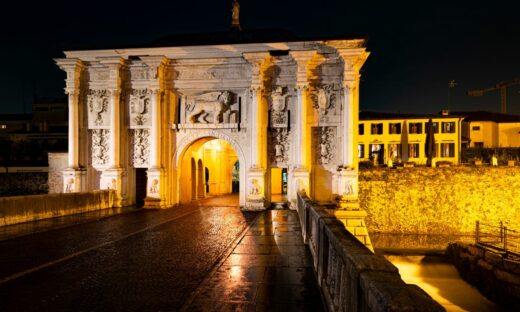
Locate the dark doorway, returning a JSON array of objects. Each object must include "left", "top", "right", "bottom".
[
  {"left": 232, "top": 161, "right": 239, "bottom": 193},
  {"left": 205, "top": 167, "right": 210, "bottom": 193},
  {"left": 135, "top": 168, "right": 147, "bottom": 208}
]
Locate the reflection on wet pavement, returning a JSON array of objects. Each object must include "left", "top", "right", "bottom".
[{"left": 184, "top": 210, "right": 325, "bottom": 312}]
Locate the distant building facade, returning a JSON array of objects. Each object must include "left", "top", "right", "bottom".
[
  {"left": 358, "top": 112, "right": 464, "bottom": 166},
  {"left": 456, "top": 111, "right": 520, "bottom": 148}
]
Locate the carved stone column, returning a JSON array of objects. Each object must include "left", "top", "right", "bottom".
[
  {"left": 289, "top": 51, "right": 316, "bottom": 205},
  {"left": 99, "top": 58, "right": 126, "bottom": 207},
  {"left": 243, "top": 52, "right": 270, "bottom": 210},
  {"left": 55, "top": 58, "right": 86, "bottom": 193},
  {"left": 140, "top": 56, "right": 170, "bottom": 208},
  {"left": 145, "top": 89, "right": 166, "bottom": 208}
]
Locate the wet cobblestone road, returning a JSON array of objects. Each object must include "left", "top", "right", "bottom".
[{"left": 0, "top": 195, "right": 324, "bottom": 311}]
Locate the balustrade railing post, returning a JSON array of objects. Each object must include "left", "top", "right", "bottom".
[
  {"left": 504, "top": 226, "right": 508, "bottom": 253},
  {"left": 476, "top": 221, "right": 480, "bottom": 244},
  {"left": 500, "top": 221, "right": 503, "bottom": 243}
]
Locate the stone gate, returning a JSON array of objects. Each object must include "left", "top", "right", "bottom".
[{"left": 56, "top": 37, "right": 369, "bottom": 210}]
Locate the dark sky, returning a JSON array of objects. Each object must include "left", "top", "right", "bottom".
[{"left": 1, "top": 0, "right": 519, "bottom": 114}]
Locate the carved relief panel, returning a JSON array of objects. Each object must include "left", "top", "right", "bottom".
[
  {"left": 269, "top": 128, "right": 290, "bottom": 166},
  {"left": 269, "top": 87, "right": 290, "bottom": 127},
  {"left": 131, "top": 129, "right": 150, "bottom": 167},
  {"left": 87, "top": 90, "right": 110, "bottom": 128},
  {"left": 309, "top": 84, "right": 341, "bottom": 123},
  {"left": 129, "top": 89, "right": 152, "bottom": 127},
  {"left": 91, "top": 129, "right": 110, "bottom": 167},
  {"left": 313, "top": 126, "right": 336, "bottom": 166},
  {"left": 184, "top": 91, "right": 237, "bottom": 124}
]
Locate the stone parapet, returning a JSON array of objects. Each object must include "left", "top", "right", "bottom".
[
  {"left": 0, "top": 190, "right": 115, "bottom": 226},
  {"left": 296, "top": 192, "right": 444, "bottom": 312},
  {"left": 447, "top": 242, "right": 520, "bottom": 309}
]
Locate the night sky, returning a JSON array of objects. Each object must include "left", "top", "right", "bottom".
[{"left": 1, "top": 0, "right": 519, "bottom": 114}]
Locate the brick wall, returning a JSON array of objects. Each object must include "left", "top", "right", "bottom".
[{"left": 359, "top": 167, "right": 520, "bottom": 234}]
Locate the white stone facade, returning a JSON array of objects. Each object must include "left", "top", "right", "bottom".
[{"left": 56, "top": 39, "right": 369, "bottom": 209}]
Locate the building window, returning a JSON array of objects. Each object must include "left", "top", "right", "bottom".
[
  {"left": 388, "top": 143, "right": 401, "bottom": 160},
  {"left": 371, "top": 123, "right": 383, "bottom": 135},
  {"left": 389, "top": 123, "right": 401, "bottom": 134},
  {"left": 442, "top": 122, "right": 456, "bottom": 133},
  {"left": 440, "top": 143, "right": 455, "bottom": 157},
  {"left": 472, "top": 126, "right": 480, "bottom": 131},
  {"left": 409, "top": 143, "right": 420, "bottom": 158},
  {"left": 358, "top": 144, "right": 365, "bottom": 158},
  {"left": 358, "top": 124, "right": 364, "bottom": 135},
  {"left": 0, "top": 124, "right": 6, "bottom": 129},
  {"left": 409, "top": 123, "right": 422, "bottom": 134},
  {"left": 474, "top": 142, "right": 484, "bottom": 148}
]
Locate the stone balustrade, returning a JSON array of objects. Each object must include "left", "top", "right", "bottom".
[
  {"left": 0, "top": 190, "right": 115, "bottom": 226},
  {"left": 296, "top": 192, "right": 444, "bottom": 311}
]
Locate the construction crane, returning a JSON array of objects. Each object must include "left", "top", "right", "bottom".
[{"left": 467, "top": 78, "right": 520, "bottom": 113}]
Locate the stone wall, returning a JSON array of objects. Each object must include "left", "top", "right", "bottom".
[
  {"left": 359, "top": 167, "right": 520, "bottom": 234},
  {"left": 0, "top": 190, "right": 115, "bottom": 226},
  {"left": 0, "top": 173, "right": 48, "bottom": 197},
  {"left": 296, "top": 193, "right": 444, "bottom": 312},
  {"left": 48, "top": 152, "right": 68, "bottom": 194},
  {"left": 447, "top": 242, "right": 520, "bottom": 309}
]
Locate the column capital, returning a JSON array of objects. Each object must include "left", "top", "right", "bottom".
[
  {"left": 290, "top": 50, "right": 316, "bottom": 89},
  {"left": 55, "top": 58, "right": 86, "bottom": 95},
  {"left": 334, "top": 48, "right": 370, "bottom": 83},
  {"left": 243, "top": 52, "right": 271, "bottom": 90}
]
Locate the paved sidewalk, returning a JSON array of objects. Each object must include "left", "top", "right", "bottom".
[{"left": 184, "top": 209, "right": 325, "bottom": 312}]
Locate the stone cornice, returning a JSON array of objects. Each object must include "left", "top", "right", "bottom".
[
  {"left": 243, "top": 52, "right": 272, "bottom": 90},
  {"left": 290, "top": 50, "right": 317, "bottom": 89}
]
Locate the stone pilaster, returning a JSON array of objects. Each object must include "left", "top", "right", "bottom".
[
  {"left": 99, "top": 57, "right": 126, "bottom": 206},
  {"left": 243, "top": 52, "right": 271, "bottom": 210},
  {"left": 288, "top": 51, "right": 316, "bottom": 205},
  {"left": 140, "top": 56, "right": 171, "bottom": 208},
  {"left": 55, "top": 58, "right": 87, "bottom": 193}
]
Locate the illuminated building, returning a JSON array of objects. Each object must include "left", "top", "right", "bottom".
[{"left": 358, "top": 112, "right": 464, "bottom": 166}]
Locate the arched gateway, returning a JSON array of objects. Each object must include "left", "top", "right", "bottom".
[{"left": 55, "top": 36, "right": 369, "bottom": 210}]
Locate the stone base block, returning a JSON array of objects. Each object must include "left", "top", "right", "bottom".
[{"left": 62, "top": 168, "right": 86, "bottom": 193}]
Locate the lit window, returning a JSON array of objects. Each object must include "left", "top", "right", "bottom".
[
  {"left": 358, "top": 144, "right": 365, "bottom": 158},
  {"left": 389, "top": 123, "right": 401, "bottom": 134},
  {"left": 442, "top": 122, "right": 456, "bottom": 133},
  {"left": 426, "top": 122, "right": 439, "bottom": 133},
  {"left": 472, "top": 126, "right": 480, "bottom": 131},
  {"left": 408, "top": 123, "right": 422, "bottom": 134},
  {"left": 388, "top": 143, "right": 401, "bottom": 160},
  {"left": 440, "top": 143, "right": 455, "bottom": 157},
  {"left": 474, "top": 142, "right": 484, "bottom": 148},
  {"left": 371, "top": 123, "right": 383, "bottom": 135},
  {"left": 0, "top": 124, "right": 6, "bottom": 129},
  {"left": 409, "top": 143, "right": 420, "bottom": 158}
]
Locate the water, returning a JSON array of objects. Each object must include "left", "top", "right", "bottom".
[{"left": 386, "top": 255, "right": 500, "bottom": 312}]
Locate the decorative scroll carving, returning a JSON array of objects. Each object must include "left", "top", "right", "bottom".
[
  {"left": 129, "top": 89, "right": 151, "bottom": 126},
  {"left": 270, "top": 128, "right": 289, "bottom": 164},
  {"left": 87, "top": 90, "right": 110, "bottom": 127},
  {"left": 270, "top": 87, "right": 289, "bottom": 125},
  {"left": 315, "top": 127, "right": 335, "bottom": 165},
  {"left": 132, "top": 129, "right": 150, "bottom": 167},
  {"left": 91, "top": 129, "right": 109, "bottom": 166},
  {"left": 185, "top": 91, "right": 234, "bottom": 124}
]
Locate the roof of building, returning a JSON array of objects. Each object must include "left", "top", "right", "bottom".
[
  {"left": 451, "top": 111, "right": 520, "bottom": 123},
  {"left": 359, "top": 111, "right": 464, "bottom": 121},
  {"left": 65, "top": 28, "right": 367, "bottom": 51},
  {"left": 0, "top": 114, "right": 32, "bottom": 122}
]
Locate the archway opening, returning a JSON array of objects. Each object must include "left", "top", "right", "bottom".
[{"left": 179, "top": 137, "right": 239, "bottom": 206}]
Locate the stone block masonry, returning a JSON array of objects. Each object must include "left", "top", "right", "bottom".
[
  {"left": 359, "top": 167, "right": 520, "bottom": 234},
  {"left": 0, "top": 190, "right": 115, "bottom": 226},
  {"left": 448, "top": 242, "right": 520, "bottom": 309}
]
